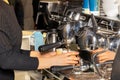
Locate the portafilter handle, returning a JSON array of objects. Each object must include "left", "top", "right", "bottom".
[{"left": 38, "top": 42, "right": 63, "bottom": 52}]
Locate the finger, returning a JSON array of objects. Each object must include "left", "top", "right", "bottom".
[
  {"left": 98, "top": 55, "right": 106, "bottom": 60},
  {"left": 67, "top": 60, "right": 79, "bottom": 64},
  {"left": 92, "top": 48, "right": 104, "bottom": 53},
  {"left": 98, "top": 57, "right": 110, "bottom": 63},
  {"left": 99, "top": 59, "right": 108, "bottom": 63},
  {"left": 67, "top": 56, "right": 80, "bottom": 61},
  {"left": 50, "top": 52, "right": 57, "bottom": 56},
  {"left": 43, "top": 52, "right": 57, "bottom": 57},
  {"left": 97, "top": 53, "right": 107, "bottom": 57},
  {"left": 66, "top": 51, "right": 79, "bottom": 56}
]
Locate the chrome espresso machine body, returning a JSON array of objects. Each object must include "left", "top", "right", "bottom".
[{"left": 38, "top": 1, "right": 120, "bottom": 80}]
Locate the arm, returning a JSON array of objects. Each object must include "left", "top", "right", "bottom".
[
  {"left": 0, "top": 31, "right": 38, "bottom": 70},
  {"left": 0, "top": 31, "right": 79, "bottom": 70},
  {"left": 0, "top": 5, "right": 79, "bottom": 70}
]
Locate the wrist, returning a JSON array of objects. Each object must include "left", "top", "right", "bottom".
[
  {"left": 37, "top": 57, "right": 53, "bottom": 69},
  {"left": 30, "top": 51, "right": 41, "bottom": 58}
]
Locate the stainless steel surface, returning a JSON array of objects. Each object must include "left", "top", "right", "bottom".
[
  {"left": 67, "top": 11, "right": 81, "bottom": 21},
  {"left": 44, "top": 69, "right": 100, "bottom": 80},
  {"left": 62, "top": 23, "right": 75, "bottom": 45},
  {"left": 109, "top": 37, "right": 120, "bottom": 52},
  {"left": 65, "top": 72, "right": 99, "bottom": 80},
  {"left": 96, "top": 31, "right": 120, "bottom": 52}
]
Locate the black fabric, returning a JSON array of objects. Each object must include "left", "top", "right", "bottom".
[
  {"left": 111, "top": 45, "right": 120, "bottom": 80},
  {"left": 0, "top": 1, "right": 38, "bottom": 80},
  {"left": 0, "top": 68, "right": 14, "bottom": 80},
  {"left": 32, "top": 0, "right": 39, "bottom": 22},
  {"left": 14, "top": 0, "right": 24, "bottom": 29},
  {"left": 8, "top": 0, "right": 24, "bottom": 29}
]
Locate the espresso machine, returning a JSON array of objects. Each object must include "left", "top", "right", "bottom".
[
  {"left": 38, "top": 22, "right": 76, "bottom": 53},
  {"left": 37, "top": 0, "right": 120, "bottom": 80}
]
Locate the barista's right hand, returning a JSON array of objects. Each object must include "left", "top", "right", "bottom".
[
  {"left": 37, "top": 51, "right": 79, "bottom": 69},
  {"left": 92, "top": 48, "right": 115, "bottom": 63}
]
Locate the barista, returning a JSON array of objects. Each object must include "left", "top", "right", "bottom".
[{"left": 0, "top": 0, "right": 79, "bottom": 80}]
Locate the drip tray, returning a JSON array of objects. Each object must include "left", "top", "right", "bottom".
[
  {"left": 60, "top": 69, "right": 100, "bottom": 80},
  {"left": 65, "top": 72, "right": 99, "bottom": 80}
]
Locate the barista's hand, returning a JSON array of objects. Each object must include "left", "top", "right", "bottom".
[
  {"left": 30, "top": 51, "right": 41, "bottom": 58},
  {"left": 41, "top": 52, "right": 57, "bottom": 57},
  {"left": 92, "top": 48, "right": 115, "bottom": 63},
  {"left": 37, "top": 51, "right": 79, "bottom": 69},
  {"left": 30, "top": 51, "right": 56, "bottom": 58}
]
